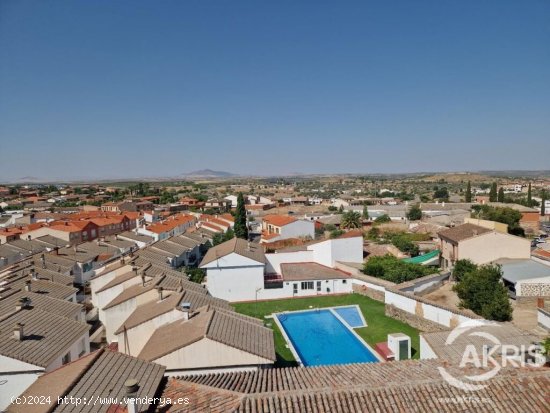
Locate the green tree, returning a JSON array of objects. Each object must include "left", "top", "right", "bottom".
[
  {"left": 453, "top": 264, "right": 512, "bottom": 321},
  {"left": 363, "top": 255, "right": 433, "bottom": 283},
  {"left": 527, "top": 183, "right": 532, "bottom": 206},
  {"left": 186, "top": 267, "right": 206, "bottom": 283},
  {"left": 489, "top": 182, "right": 497, "bottom": 202},
  {"left": 406, "top": 204, "right": 422, "bottom": 221},
  {"left": 542, "top": 190, "right": 546, "bottom": 216},
  {"left": 338, "top": 204, "right": 345, "bottom": 214},
  {"left": 471, "top": 205, "right": 524, "bottom": 236},
  {"left": 497, "top": 187, "right": 505, "bottom": 202},
  {"left": 452, "top": 259, "right": 477, "bottom": 282},
  {"left": 374, "top": 214, "right": 391, "bottom": 224},
  {"left": 362, "top": 204, "right": 369, "bottom": 220},
  {"left": 465, "top": 181, "right": 472, "bottom": 202},
  {"left": 433, "top": 187, "right": 449, "bottom": 201},
  {"left": 234, "top": 193, "right": 248, "bottom": 239},
  {"left": 341, "top": 211, "right": 362, "bottom": 229}
]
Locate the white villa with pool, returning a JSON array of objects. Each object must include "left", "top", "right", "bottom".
[{"left": 200, "top": 232, "right": 364, "bottom": 302}]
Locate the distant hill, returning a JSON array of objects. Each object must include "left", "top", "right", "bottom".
[{"left": 182, "top": 169, "right": 237, "bottom": 178}]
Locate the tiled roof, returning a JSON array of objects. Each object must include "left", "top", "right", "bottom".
[
  {"left": 200, "top": 238, "right": 265, "bottom": 266},
  {"left": 114, "top": 289, "right": 232, "bottom": 334},
  {"left": 0, "top": 307, "right": 90, "bottom": 368},
  {"left": 421, "top": 323, "right": 540, "bottom": 363},
  {"left": 7, "top": 348, "right": 165, "bottom": 413},
  {"left": 263, "top": 215, "right": 297, "bottom": 227},
  {"left": 117, "top": 231, "right": 155, "bottom": 243},
  {"left": 162, "top": 359, "right": 550, "bottom": 413},
  {"left": 139, "top": 306, "right": 275, "bottom": 362},
  {"left": 103, "top": 279, "right": 160, "bottom": 310},
  {"left": 280, "top": 262, "right": 351, "bottom": 281},
  {"left": 0, "top": 291, "right": 83, "bottom": 319},
  {"left": 437, "top": 223, "right": 492, "bottom": 243}
]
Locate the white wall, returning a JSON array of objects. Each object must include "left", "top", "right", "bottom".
[
  {"left": 459, "top": 232, "right": 531, "bottom": 264},
  {"left": 45, "top": 333, "right": 90, "bottom": 372},
  {"left": 385, "top": 290, "right": 475, "bottom": 328},
  {"left": 0, "top": 372, "right": 40, "bottom": 411},
  {"left": 419, "top": 335, "right": 438, "bottom": 359},
  {"left": 280, "top": 220, "right": 315, "bottom": 240},
  {"left": 206, "top": 266, "right": 264, "bottom": 302},
  {"left": 538, "top": 308, "right": 550, "bottom": 331},
  {"left": 154, "top": 337, "right": 273, "bottom": 372},
  {"left": 265, "top": 251, "right": 313, "bottom": 274},
  {"left": 117, "top": 308, "right": 186, "bottom": 356}
]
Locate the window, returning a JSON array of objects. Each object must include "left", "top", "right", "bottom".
[
  {"left": 316, "top": 281, "right": 321, "bottom": 292},
  {"left": 301, "top": 281, "right": 314, "bottom": 290},
  {"left": 293, "top": 283, "right": 298, "bottom": 294},
  {"left": 62, "top": 352, "right": 71, "bottom": 365},
  {"left": 342, "top": 280, "right": 347, "bottom": 284}
]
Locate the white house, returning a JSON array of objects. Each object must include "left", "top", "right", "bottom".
[
  {"left": 137, "top": 305, "right": 275, "bottom": 375},
  {"left": 201, "top": 234, "right": 364, "bottom": 302},
  {"left": 0, "top": 304, "right": 90, "bottom": 410},
  {"left": 260, "top": 215, "right": 315, "bottom": 243}
]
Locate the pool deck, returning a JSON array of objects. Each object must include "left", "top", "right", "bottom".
[{"left": 271, "top": 305, "right": 385, "bottom": 366}]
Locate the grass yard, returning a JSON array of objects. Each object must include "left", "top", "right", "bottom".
[{"left": 233, "top": 294, "right": 420, "bottom": 367}]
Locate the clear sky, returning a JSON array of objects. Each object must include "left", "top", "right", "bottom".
[{"left": 1, "top": 1, "right": 549, "bottom": 181}]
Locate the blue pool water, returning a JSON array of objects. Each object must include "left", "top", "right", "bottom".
[
  {"left": 277, "top": 309, "right": 379, "bottom": 366},
  {"left": 333, "top": 306, "right": 365, "bottom": 328}
]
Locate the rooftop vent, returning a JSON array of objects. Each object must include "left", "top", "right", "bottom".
[
  {"left": 181, "top": 302, "right": 192, "bottom": 311},
  {"left": 14, "top": 322, "right": 24, "bottom": 341}
]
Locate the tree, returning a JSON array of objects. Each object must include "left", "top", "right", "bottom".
[
  {"left": 527, "top": 183, "right": 532, "bottom": 207},
  {"left": 433, "top": 186, "right": 449, "bottom": 201},
  {"left": 406, "top": 204, "right": 422, "bottom": 221},
  {"left": 374, "top": 214, "right": 391, "bottom": 224},
  {"left": 363, "top": 255, "right": 433, "bottom": 284},
  {"left": 465, "top": 181, "right": 472, "bottom": 203},
  {"left": 234, "top": 193, "right": 248, "bottom": 239},
  {"left": 453, "top": 264, "right": 512, "bottom": 321},
  {"left": 341, "top": 211, "right": 362, "bottom": 229},
  {"left": 338, "top": 204, "right": 345, "bottom": 214},
  {"left": 497, "top": 187, "right": 505, "bottom": 203},
  {"left": 452, "top": 259, "right": 477, "bottom": 282},
  {"left": 489, "top": 182, "right": 498, "bottom": 202},
  {"left": 542, "top": 190, "right": 547, "bottom": 216},
  {"left": 472, "top": 204, "right": 524, "bottom": 236},
  {"left": 362, "top": 204, "right": 369, "bottom": 220}
]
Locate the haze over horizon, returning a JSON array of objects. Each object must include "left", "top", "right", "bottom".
[{"left": 1, "top": 1, "right": 549, "bottom": 181}]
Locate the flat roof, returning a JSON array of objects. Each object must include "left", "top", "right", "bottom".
[{"left": 496, "top": 259, "right": 550, "bottom": 283}]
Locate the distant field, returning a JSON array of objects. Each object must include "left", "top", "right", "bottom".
[{"left": 233, "top": 294, "right": 420, "bottom": 367}]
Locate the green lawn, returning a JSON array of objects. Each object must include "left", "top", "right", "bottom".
[{"left": 233, "top": 294, "right": 420, "bottom": 367}]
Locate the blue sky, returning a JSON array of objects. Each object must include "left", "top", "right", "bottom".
[{"left": 1, "top": 1, "right": 549, "bottom": 181}]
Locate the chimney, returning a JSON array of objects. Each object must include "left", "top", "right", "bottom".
[
  {"left": 141, "top": 274, "right": 145, "bottom": 286},
  {"left": 124, "top": 378, "right": 140, "bottom": 413},
  {"left": 157, "top": 286, "right": 164, "bottom": 301},
  {"left": 25, "top": 280, "right": 31, "bottom": 292},
  {"left": 14, "top": 323, "right": 24, "bottom": 341},
  {"left": 16, "top": 297, "right": 31, "bottom": 310},
  {"left": 30, "top": 268, "right": 37, "bottom": 280}
]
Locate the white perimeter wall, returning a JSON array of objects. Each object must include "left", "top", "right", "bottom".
[
  {"left": 385, "top": 290, "right": 474, "bottom": 328},
  {"left": 538, "top": 309, "right": 550, "bottom": 331}
]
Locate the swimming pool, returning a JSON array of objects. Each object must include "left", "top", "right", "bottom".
[
  {"left": 275, "top": 308, "right": 380, "bottom": 366},
  {"left": 333, "top": 305, "right": 366, "bottom": 328}
]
